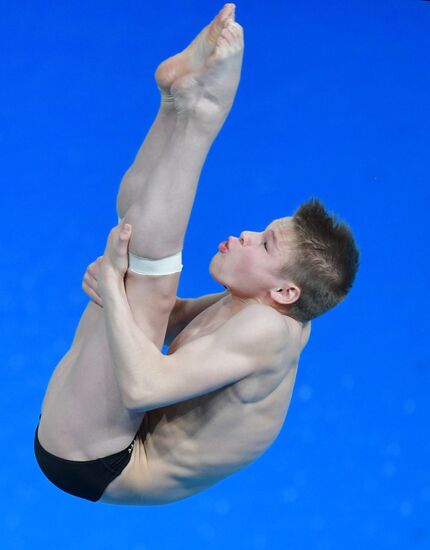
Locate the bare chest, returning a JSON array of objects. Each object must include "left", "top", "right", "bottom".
[
  {"left": 101, "top": 302, "right": 307, "bottom": 504},
  {"left": 139, "top": 304, "right": 298, "bottom": 498},
  {"left": 168, "top": 299, "right": 285, "bottom": 401}
]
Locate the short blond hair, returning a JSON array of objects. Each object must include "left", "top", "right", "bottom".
[{"left": 279, "top": 198, "right": 360, "bottom": 322}]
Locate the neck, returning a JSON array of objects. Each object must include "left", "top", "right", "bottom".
[
  {"left": 225, "top": 292, "right": 262, "bottom": 311},
  {"left": 226, "top": 291, "right": 300, "bottom": 324}
]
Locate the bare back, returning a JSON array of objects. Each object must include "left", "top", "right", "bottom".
[{"left": 100, "top": 295, "right": 311, "bottom": 505}]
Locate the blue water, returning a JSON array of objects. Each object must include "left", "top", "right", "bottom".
[{"left": 1, "top": 1, "right": 429, "bottom": 548}]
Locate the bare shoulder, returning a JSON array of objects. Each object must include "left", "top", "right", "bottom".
[
  {"left": 217, "top": 304, "right": 292, "bottom": 367},
  {"left": 230, "top": 303, "right": 290, "bottom": 339},
  {"left": 135, "top": 304, "right": 293, "bottom": 411}
]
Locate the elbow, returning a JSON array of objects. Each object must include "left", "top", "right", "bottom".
[
  {"left": 122, "top": 355, "right": 166, "bottom": 413},
  {"left": 123, "top": 388, "right": 153, "bottom": 414}
]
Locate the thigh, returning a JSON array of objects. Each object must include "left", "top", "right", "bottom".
[{"left": 38, "top": 270, "right": 181, "bottom": 460}]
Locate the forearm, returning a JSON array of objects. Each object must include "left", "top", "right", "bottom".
[{"left": 102, "top": 275, "right": 162, "bottom": 408}]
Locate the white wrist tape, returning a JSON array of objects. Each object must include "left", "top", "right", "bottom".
[{"left": 118, "top": 216, "right": 183, "bottom": 276}]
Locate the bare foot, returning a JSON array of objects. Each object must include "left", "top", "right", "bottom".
[
  {"left": 171, "top": 20, "right": 245, "bottom": 125},
  {"left": 155, "top": 3, "right": 236, "bottom": 98}
]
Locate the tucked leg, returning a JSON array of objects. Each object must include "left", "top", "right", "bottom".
[
  {"left": 117, "top": 7, "right": 242, "bottom": 351},
  {"left": 116, "top": 3, "right": 236, "bottom": 219},
  {"left": 37, "top": 8, "right": 244, "bottom": 468}
]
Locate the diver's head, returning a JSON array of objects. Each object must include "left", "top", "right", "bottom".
[{"left": 209, "top": 198, "right": 360, "bottom": 322}]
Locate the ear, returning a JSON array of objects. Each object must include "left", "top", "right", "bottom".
[{"left": 270, "top": 283, "right": 301, "bottom": 306}]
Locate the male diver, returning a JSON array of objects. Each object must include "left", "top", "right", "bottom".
[{"left": 34, "top": 4, "right": 359, "bottom": 504}]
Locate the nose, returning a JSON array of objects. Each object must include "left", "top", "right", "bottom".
[
  {"left": 227, "top": 236, "right": 239, "bottom": 249},
  {"left": 239, "top": 231, "right": 251, "bottom": 246}
]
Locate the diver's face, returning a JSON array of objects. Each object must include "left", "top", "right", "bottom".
[{"left": 209, "top": 217, "right": 296, "bottom": 299}]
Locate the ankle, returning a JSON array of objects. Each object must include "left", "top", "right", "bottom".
[
  {"left": 159, "top": 93, "right": 177, "bottom": 115},
  {"left": 186, "top": 102, "right": 229, "bottom": 134},
  {"left": 174, "top": 93, "right": 229, "bottom": 132},
  {"left": 172, "top": 111, "right": 222, "bottom": 143}
]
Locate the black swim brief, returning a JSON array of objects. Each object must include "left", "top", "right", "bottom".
[{"left": 34, "top": 414, "right": 136, "bottom": 502}]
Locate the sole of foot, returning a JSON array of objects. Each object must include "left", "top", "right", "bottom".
[
  {"left": 170, "top": 20, "right": 245, "bottom": 126},
  {"left": 155, "top": 3, "right": 236, "bottom": 98}
]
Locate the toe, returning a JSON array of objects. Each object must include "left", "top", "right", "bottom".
[
  {"left": 220, "top": 26, "right": 234, "bottom": 45},
  {"left": 229, "top": 21, "right": 241, "bottom": 34},
  {"left": 220, "top": 3, "right": 236, "bottom": 24},
  {"left": 214, "top": 34, "right": 230, "bottom": 56},
  {"left": 222, "top": 21, "right": 244, "bottom": 48},
  {"left": 208, "top": 4, "right": 235, "bottom": 44}
]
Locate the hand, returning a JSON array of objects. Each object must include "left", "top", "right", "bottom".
[
  {"left": 99, "top": 221, "right": 133, "bottom": 287},
  {"left": 82, "top": 256, "right": 104, "bottom": 307}
]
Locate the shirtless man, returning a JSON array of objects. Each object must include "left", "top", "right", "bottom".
[{"left": 34, "top": 4, "right": 360, "bottom": 505}]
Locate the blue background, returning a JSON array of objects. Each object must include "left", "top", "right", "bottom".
[{"left": 1, "top": 0, "right": 429, "bottom": 548}]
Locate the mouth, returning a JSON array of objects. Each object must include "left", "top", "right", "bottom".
[{"left": 218, "top": 239, "right": 229, "bottom": 253}]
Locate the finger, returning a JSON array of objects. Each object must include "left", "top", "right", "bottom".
[
  {"left": 90, "top": 292, "right": 103, "bottom": 307},
  {"left": 119, "top": 223, "right": 132, "bottom": 240},
  {"left": 84, "top": 272, "right": 96, "bottom": 286},
  {"left": 94, "top": 257, "right": 103, "bottom": 274},
  {"left": 118, "top": 224, "right": 132, "bottom": 255},
  {"left": 82, "top": 275, "right": 95, "bottom": 294},
  {"left": 82, "top": 282, "right": 103, "bottom": 307},
  {"left": 89, "top": 261, "right": 100, "bottom": 276},
  {"left": 84, "top": 273, "right": 101, "bottom": 300}
]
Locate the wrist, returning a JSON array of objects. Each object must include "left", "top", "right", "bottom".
[{"left": 100, "top": 267, "right": 124, "bottom": 296}]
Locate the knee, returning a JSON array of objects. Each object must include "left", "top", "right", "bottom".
[
  {"left": 128, "top": 250, "right": 183, "bottom": 277},
  {"left": 126, "top": 270, "right": 180, "bottom": 313}
]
